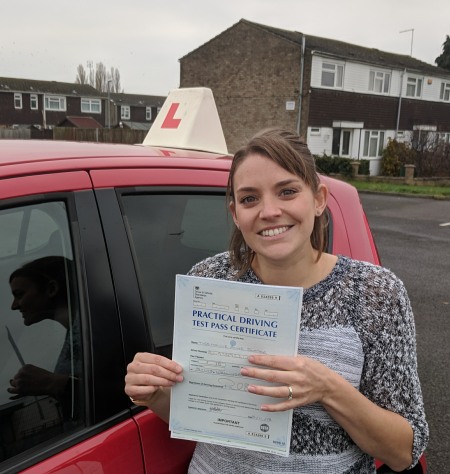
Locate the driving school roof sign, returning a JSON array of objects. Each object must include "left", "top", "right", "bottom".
[{"left": 143, "top": 87, "right": 228, "bottom": 155}]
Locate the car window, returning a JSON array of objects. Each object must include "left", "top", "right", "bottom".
[
  {"left": 121, "top": 192, "right": 233, "bottom": 357},
  {"left": 0, "top": 201, "right": 84, "bottom": 463}
]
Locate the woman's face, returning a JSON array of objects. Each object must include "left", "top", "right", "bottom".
[
  {"left": 229, "top": 153, "right": 326, "bottom": 266},
  {"left": 10, "top": 276, "right": 54, "bottom": 326}
]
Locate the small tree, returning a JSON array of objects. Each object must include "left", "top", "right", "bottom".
[
  {"left": 109, "top": 67, "right": 122, "bottom": 93},
  {"left": 75, "top": 64, "right": 88, "bottom": 85},
  {"left": 435, "top": 35, "right": 450, "bottom": 70},
  {"left": 75, "top": 61, "right": 124, "bottom": 92}
]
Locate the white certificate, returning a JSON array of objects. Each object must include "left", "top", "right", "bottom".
[{"left": 169, "top": 274, "right": 303, "bottom": 456}]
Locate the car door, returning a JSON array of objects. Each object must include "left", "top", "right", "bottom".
[
  {"left": 0, "top": 172, "right": 145, "bottom": 474},
  {"left": 91, "top": 167, "right": 234, "bottom": 473}
]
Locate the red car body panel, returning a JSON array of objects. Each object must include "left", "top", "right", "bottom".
[
  {"left": 0, "top": 172, "right": 92, "bottom": 199},
  {"left": 20, "top": 419, "right": 144, "bottom": 474}
]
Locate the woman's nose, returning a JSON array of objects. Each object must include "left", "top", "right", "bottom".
[
  {"left": 259, "top": 197, "right": 282, "bottom": 219},
  {"left": 11, "top": 299, "right": 19, "bottom": 311}
]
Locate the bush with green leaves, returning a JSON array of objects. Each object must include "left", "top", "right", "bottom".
[
  {"left": 381, "top": 139, "right": 415, "bottom": 176},
  {"left": 314, "top": 155, "right": 369, "bottom": 177}
]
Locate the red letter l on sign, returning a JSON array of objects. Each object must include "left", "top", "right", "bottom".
[{"left": 161, "top": 103, "right": 182, "bottom": 129}]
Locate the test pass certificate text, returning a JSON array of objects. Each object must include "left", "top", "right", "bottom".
[{"left": 169, "top": 274, "right": 303, "bottom": 456}]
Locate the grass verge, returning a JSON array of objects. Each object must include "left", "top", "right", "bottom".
[{"left": 344, "top": 179, "right": 450, "bottom": 199}]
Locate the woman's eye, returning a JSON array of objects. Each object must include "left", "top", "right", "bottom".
[
  {"left": 280, "top": 188, "right": 297, "bottom": 197},
  {"left": 240, "top": 195, "right": 256, "bottom": 205}
]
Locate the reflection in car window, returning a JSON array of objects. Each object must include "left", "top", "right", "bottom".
[
  {"left": 0, "top": 202, "right": 83, "bottom": 462},
  {"left": 122, "top": 192, "right": 233, "bottom": 357}
]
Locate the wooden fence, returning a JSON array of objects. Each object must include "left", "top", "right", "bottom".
[
  {"left": 0, "top": 129, "right": 31, "bottom": 139},
  {"left": 0, "top": 128, "right": 147, "bottom": 144},
  {"left": 53, "top": 127, "right": 148, "bottom": 144}
]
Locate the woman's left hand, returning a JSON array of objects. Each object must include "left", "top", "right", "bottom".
[{"left": 240, "top": 353, "right": 333, "bottom": 411}]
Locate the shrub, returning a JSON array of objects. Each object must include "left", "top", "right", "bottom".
[
  {"left": 358, "top": 160, "right": 370, "bottom": 175},
  {"left": 314, "top": 155, "right": 368, "bottom": 177},
  {"left": 381, "top": 139, "right": 415, "bottom": 176},
  {"left": 411, "top": 132, "right": 450, "bottom": 177}
]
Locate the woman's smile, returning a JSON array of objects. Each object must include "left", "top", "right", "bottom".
[{"left": 259, "top": 225, "right": 292, "bottom": 237}]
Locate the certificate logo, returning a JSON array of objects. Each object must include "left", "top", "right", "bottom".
[{"left": 260, "top": 423, "right": 269, "bottom": 432}]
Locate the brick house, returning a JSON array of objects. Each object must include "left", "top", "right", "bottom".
[
  {"left": 0, "top": 78, "right": 102, "bottom": 129},
  {"left": 180, "top": 19, "right": 450, "bottom": 174},
  {"left": 108, "top": 92, "right": 165, "bottom": 130},
  {"left": 0, "top": 77, "right": 165, "bottom": 132}
]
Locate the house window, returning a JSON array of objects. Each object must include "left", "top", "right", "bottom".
[
  {"left": 321, "top": 62, "right": 344, "bottom": 88},
  {"left": 440, "top": 82, "right": 450, "bottom": 102},
  {"left": 14, "top": 93, "right": 22, "bottom": 109},
  {"left": 81, "top": 98, "right": 101, "bottom": 114},
  {"left": 369, "top": 70, "right": 391, "bottom": 94},
  {"left": 146, "top": 107, "right": 152, "bottom": 121},
  {"left": 406, "top": 77, "right": 423, "bottom": 98},
  {"left": 30, "top": 94, "right": 38, "bottom": 110},
  {"left": 45, "top": 96, "right": 66, "bottom": 111},
  {"left": 437, "top": 132, "right": 450, "bottom": 143},
  {"left": 363, "top": 131, "right": 385, "bottom": 157},
  {"left": 121, "top": 105, "right": 130, "bottom": 120}
]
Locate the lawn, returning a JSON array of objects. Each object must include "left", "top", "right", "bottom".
[{"left": 344, "top": 179, "right": 450, "bottom": 199}]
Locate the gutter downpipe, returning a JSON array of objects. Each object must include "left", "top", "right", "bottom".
[
  {"left": 42, "top": 94, "right": 47, "bottom": 129},
  {"left": 296, "top": 35, "right": 306, "bottom": 135},
  {"left": 395, "top": 69, "right": 406, "bottom": 139}
]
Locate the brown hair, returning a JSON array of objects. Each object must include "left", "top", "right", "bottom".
[
  {"left": 227, "top": 128, "right": 328, "bottom": 276},
  {"left": 9, "top": 256, "right": 71, "bottom": 304}
]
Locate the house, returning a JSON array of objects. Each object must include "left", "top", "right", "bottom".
[
  {"left": 0, "top": 76, "right": 166, "bottom": 133},
  {"left": 179, "top": 19, "right": 450, "bottom": 174},
  {"left": 0, "top": 77, "right": 101, "bottom": 130},
  {"left": 108, "top": 92, "right": 165, "bottom": 130}
]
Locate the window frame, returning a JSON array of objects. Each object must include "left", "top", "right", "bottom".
[
  {"left": 436, "top": 132, "right": 450, "bottom": 143},
  {"left": 146, "top": 106, "right": 152, "bottom": 121},
  {"left": 405, "top": 76, "right": 423, "bottom": 98},
  {"left": 121, "top": 105, "right": 130, "bottom": 120},
  {"left": 81, "top": 98, "right": 101, "bottom": 114},
  {"left": 321, "top": 61, "right": 344, "bottom": 89},
  {"left": 440, "top": 82, "right": 450, "bottom": 102},
  {"left": 30, "top": 94, "right": 38, "bottom": 110},
  {"left": 363, "top": 130, "right": 385, "bottom": 157},
  {"left": 369, "top": 70, "right": 391, "bottom": 94},
  {"left": 44, "top": 95, "right": 67, "bottom": 112},
  {"left": 14, "top": 93, "right": 23, "bottom": 109}
]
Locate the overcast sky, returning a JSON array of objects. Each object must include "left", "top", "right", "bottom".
[{"left": 1, "top": 0, "right": 448, "bottom": 96}]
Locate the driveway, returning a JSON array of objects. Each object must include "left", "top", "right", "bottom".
[{"left": 359, "top": 192, "right": 450, "bottom": 473}]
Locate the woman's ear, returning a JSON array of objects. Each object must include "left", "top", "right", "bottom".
[
  {"left": 229, "top": 201, "right": 239, "bottom": 228},
  {"left": 46, "top": 279, "right": 59, "bottom": 298},
  {"left": 314, "top": 183, "right": 328, "bottom": 216}
]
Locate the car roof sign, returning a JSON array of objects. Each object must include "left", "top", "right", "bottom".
[{"left": 143, "top": 87, "right": 228, "bottom": 154}]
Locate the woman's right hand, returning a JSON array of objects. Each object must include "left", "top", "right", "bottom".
[{"left": 124, "top": 352, "right": 183, "bottom": 407}]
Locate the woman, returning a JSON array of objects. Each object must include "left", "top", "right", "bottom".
[
  {"left": 8, "top": 256, "right": 79, "bottom": 407},
  {"left": 125, "top": 128, "right": 428, "bottom": 473}
]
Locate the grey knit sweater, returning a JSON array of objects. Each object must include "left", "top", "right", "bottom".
[{"left": 186, "top": 253, "right": 428, "bottom": 474}]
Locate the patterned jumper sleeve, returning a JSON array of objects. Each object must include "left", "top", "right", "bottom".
[{"left": 356, "top": 265, "right": 429, "bottom": 468}]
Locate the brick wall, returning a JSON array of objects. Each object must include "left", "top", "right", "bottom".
[{"left": 180, "top": 22, "right": 302, "bottom": 152}]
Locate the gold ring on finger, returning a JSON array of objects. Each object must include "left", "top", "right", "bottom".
[{"left": 287, "top": 385, "right": 293, "bottom": 401}]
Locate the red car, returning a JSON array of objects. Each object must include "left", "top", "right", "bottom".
[{"left": 0, "top": 89, "right": 425, "bottom": 473}]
